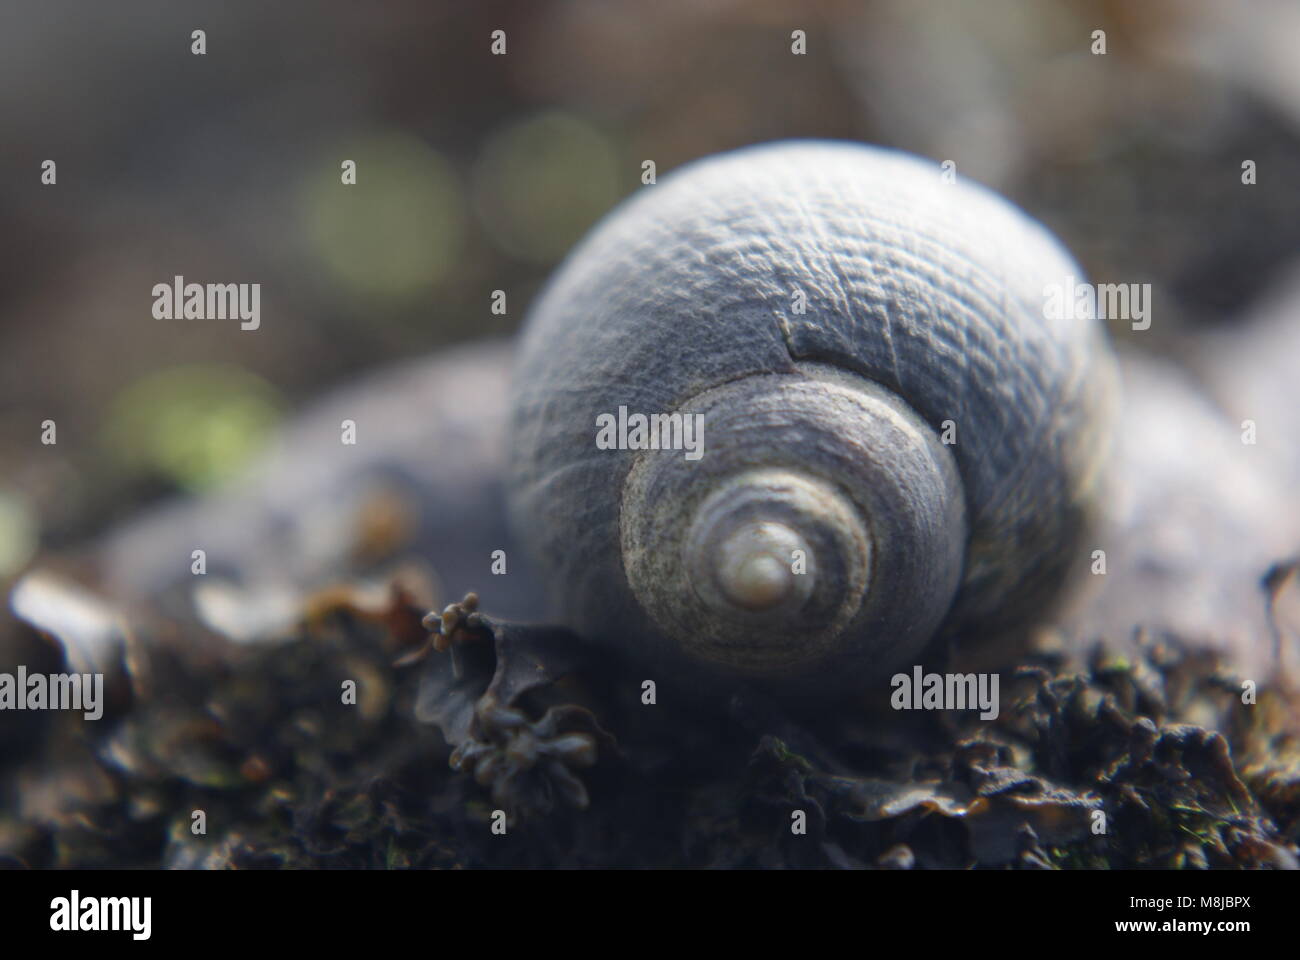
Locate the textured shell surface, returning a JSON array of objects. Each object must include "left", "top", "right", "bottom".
[{"left": 508, "top": 140, "right": 1117, "bottom": 688}]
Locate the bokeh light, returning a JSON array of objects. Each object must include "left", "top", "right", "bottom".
[
  {"left": 473, "top": 111, "right": 622, "bottom": 263},
  {"left": 301, "top": 132, "right": 466, "bottom": 299},
  {"left": 102, "top": 365, "right": 283, "bottom": 492}
]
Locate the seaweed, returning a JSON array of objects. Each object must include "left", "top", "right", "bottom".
[{"left": 2, "top": 576, "right": 1298, "bottom": 868}]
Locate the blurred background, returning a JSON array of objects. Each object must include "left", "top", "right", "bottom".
[{"left": 1, "top": 0, "right": 1298, "bottom": 577}]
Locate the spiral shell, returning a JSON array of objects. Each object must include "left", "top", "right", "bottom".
[{"left": 507, "top": 140, "right": 1117, "bottom": 693}]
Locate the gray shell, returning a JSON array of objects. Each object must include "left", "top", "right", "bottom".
[{"left": 507, "top": 140, "right": 1117, "bottom": 686}]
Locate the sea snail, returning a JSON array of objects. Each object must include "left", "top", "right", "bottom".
[{"left": 507, "top": 140, "right": 1118, "bottom": 695}]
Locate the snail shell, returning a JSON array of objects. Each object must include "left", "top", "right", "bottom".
[{"left": 511, "top": 140, "right": 1117, "bottom": 693}]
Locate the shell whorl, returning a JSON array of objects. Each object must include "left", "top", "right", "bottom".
[
  {"left": 620, "top": 367, "right": 965, "bottom": 676},
  {"left": 507, "top": 140, "right": 1116, "bottom": 691}
]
